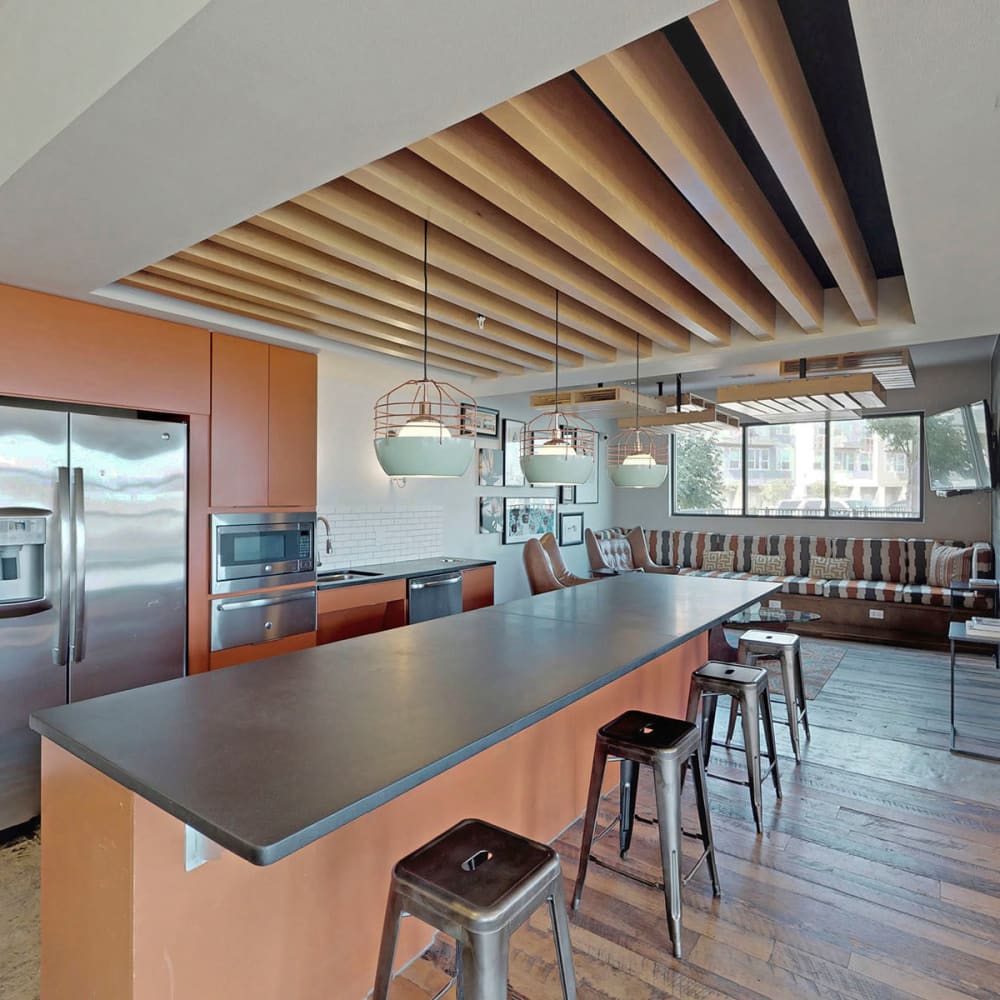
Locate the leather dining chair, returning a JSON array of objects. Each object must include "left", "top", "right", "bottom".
[
  {"left": 523, "top": 537, "right": 564, "bottom": 595},
  {"left": 539, "top": 532, "right": 593, "bottom": 588}
]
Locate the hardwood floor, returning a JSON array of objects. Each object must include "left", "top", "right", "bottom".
[{"left": 393, "top": 640, "right": 1000, "bottom": 999}]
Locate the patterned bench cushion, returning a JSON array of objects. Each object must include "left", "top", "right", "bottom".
[
  {"left": 824, "top": 537, "right": 905, "bottom": 583},
  {"left": 905, "top": 539, "right": 994, "bottom": 584},
  {"left": 823, "top": 579, "right": 907, "bottom": 602},
  {"left": 900, "top": 584, "right": 993, "bottom": 610}
]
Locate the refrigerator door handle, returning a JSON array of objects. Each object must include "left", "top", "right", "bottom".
[
  {"left": 54, "top": 466, "right": 71, "bottom": 666},
  {"left": 70, "top": 467, "right": 87, "bottom": 663}
]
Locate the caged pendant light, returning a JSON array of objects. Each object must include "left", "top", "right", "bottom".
[
  {"left": 520, "top": 290, "right": 596, "bottom": 486},
  {"left": 607, "top": 333, "right": 669, "bottom": 489},
  {"left": 373, "top": 220, "right": 478, "bottom": 478}
]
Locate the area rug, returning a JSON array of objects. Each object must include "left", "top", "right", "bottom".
[
  {"left": 0, "top": 822, "right": 40, "bottom": 1000},
  {"left": 724, "top": 633, "right": 845, "bottom": 701}
]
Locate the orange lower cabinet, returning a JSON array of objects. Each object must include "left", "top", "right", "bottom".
[
  {"left": 317, "top": 580, "right": 407, "bottom": 644},
  {"left": 209, "top": 631, "right": 316, "bottom": 671},
  {"left": 462, "top": 566, "right": 495, "bottom": 611}
]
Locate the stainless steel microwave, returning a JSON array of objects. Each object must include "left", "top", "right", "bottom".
[{"left": 211, "top": 512, "right": 316, "bottom": 594}]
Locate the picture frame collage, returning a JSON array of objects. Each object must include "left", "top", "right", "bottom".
[{"left": 477, "top": 411, "right": 598, "bottom": 543}]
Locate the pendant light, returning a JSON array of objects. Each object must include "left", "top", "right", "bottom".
[
  {"left": 607, "top": 333, "right": 669, "bottom": 488},
  {"left": 373, "top": 221, "right": 477, "bottom": 478},
  {"left": 520, "top": 290, "right": 596, "bottom": 486}
]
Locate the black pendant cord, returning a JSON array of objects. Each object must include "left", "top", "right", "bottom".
[
  {"left": 634, "top": 330, "right": 640, "bottom": 433},
  {"left": 422, "top": 218, "right": 429, "bottom": 384},
  {"left": 554, "top": 289, "right": 561, "bottom": 433}
]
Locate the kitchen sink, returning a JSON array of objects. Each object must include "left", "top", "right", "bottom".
[{"left": 318, "top": 569, "right": 383, "bottom": 582}]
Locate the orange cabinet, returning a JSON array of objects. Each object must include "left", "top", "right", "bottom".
[
  {"left": 462, "top": 566, "right": 495, "bottom": 611},
  {"left": 317, "top": 580, "right": 407, "bottom": 645},
  {"left": 209, "top": 333, "right": 317, "bottom": 508},
  {"left": 209, "top": 630, "right": 317, "bottom": 671},
  {"left": 268, "top": 345, "right": 317, "bottom": 507}
]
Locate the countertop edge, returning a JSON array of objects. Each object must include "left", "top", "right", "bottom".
[
  {"left": 316, "top": 558, "right": 496, "bottom": 591},
  {"left": 32, "top": 581, "right": 776, "bottom": 866}
]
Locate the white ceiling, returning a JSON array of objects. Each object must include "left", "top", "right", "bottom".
[
  {"left": 0, "top": 0, "right": 701, "bottom": 295},
  {"left": 1, "top": 1, "right": 998, "bottom": 398}
]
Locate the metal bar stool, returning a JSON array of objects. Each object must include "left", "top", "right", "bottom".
[
  {"left": 687, "top": 662, "right": 782, "bottom": 834},
  {"left": 373, "top": 818, "right": 577, "bottom": 1000},
  {"left": 726, "top": 629, "right": 811, "bottom": 762},
  {"left": 572, "top": 710, "right": 720, "bottom": 959}
]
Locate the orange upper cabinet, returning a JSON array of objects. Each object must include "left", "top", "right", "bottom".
[
  {"left": 267, "top": 345, "right": 317, "bottom": 507},
  {"left": 210, "top": 333, "right": 317, "bottom": 508}
]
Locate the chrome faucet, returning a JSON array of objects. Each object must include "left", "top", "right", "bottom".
[{"left": 317, "top": 516, "right": 333, "bottom": 566}]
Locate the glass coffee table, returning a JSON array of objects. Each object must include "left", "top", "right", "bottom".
[{"left": 725, "top": 605, "right": 821, "bottom": 628}]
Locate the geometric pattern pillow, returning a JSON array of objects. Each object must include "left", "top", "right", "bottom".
[
  {"left": 809, "top": 555, "right": 852, "bottom": 579},
  {"left": 750, "top": 553, "right": 785, "bottom": 576},
  {"left": 702, "top": 549, "right": 735, "bottom": 572},
  {"left": 927, "top": 543, "right": 974, "bottom": 587}
]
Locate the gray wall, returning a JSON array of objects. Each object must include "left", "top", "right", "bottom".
[
  {"left": 315, "top": 350, "right": 618, "bottom": 604},
  {"left": 992, "top": 340, "right": 1000, "bottom": 549},
  {"left": 612, "top": 360, "right": 993, "bottom": 545}
]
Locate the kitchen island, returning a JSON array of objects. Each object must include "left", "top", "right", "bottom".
[{"left": 31, "top": 573, "right": 777, "bottom": 999}]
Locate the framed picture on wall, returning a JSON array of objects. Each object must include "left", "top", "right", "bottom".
[
  {"left": 502, "top": 497, "right": 556, "bottom": 544},
  {"left": 576, "top": 436, "right": 599, "bottom": 504},
  {"left": 463, "top": 404, "right": 500, "bottom": 440},
  {"left": 558, "top": 485, "right": 576, "bottom": 504},
  {"left": 559, "top": 511, "right": 584, "bottom": 547},
  {"left": 502, "top": 418, "right": 525, "bottom": 487},
  {"left": 478, "top": 448, "right": 503, "bottom": 486},
  {"left": 479, "top": 496, "right": 503, "bottom": 535}
]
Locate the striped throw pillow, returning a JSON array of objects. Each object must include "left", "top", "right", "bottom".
[
  {"left": 702, "top": 549, "right": 735, "bottom": 572},
  {"left": 809, "top": 556, "right": 852, "bottom": 580},
  {"left": 750, "top": 553, "right": 784, "bottom": 576},
  {"left": 928, "top": 543, "right": 974, "bottom": 587}
]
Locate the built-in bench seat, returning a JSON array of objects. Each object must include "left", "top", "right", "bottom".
[{"left": 638, "top": 529, "right": 994, "bottom": 646}]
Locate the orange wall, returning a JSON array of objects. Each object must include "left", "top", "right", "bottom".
[{"left": 41, "top": 633, "right": 705, "bottom": 1000}]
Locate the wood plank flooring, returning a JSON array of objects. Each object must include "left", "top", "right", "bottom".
[{"left": 393, "top": 640, "right": 1000, "bottom": 999}]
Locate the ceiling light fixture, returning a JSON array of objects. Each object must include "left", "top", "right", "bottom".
[
  {"left": 373, "top": 220, "right": 477, "bottom": 478},
  {"left": 520, "top": 290, "right": 596, "bottom": 486},
  {"left": 607, "top": 333, "right": 668, "bottom": 489},
  {"left": 715, "top": 361, "right": 887, "bottom": 423},
  {"left": 777, "top": 348, "right": 915, "bottom": 390}
]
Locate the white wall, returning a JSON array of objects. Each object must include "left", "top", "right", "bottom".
[
  {"left": 315, "top": 351, "right": 618, "bottom": 604},
  {"left": 612, "top": 360, "right": 994, "bottom": 544}
]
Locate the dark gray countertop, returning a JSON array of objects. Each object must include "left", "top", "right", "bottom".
[
  {"left": 317, "top": 556, "right": 495, "bottom": 590},
  {"left": 30, "top": 574, "right": 777, "bottom": 866}
]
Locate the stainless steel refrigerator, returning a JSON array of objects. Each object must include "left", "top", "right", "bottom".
[{"left": 0, "top": 403, "right": 187, "bottom": 830}]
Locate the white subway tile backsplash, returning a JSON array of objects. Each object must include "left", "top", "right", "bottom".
[{"left": 316, "top": 505, "right": 445, "bottom": 569}]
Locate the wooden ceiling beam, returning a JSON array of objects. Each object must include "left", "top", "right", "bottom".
[
  {"left": 176, "top": 242, "right": 555, "bottom": 371},
  {"left": 569, "top": 33, "right": 823, "bottom": 332},
  {"left": 252, "top": 199, "right": 623, "bottom": 362},
  {"left": 411, "top": 116, "right": 728, "bottom": 346},
  {"left": 690, "top": 0, "right": 878, "bottom": 325},
  {"left": 143, "top": 258, "right": 522, "bottom": 374},
  {"left": 205, "top": 225, "right": 574, "bottom": 366},
  {"left": 122, "top": 272, "right": 496, "bottom": 378},
  {"left": 345, "top": 152, "right": 690, "bottom": 351}
]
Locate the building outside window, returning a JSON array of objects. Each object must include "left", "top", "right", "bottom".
[{"left": 673, "top": 413, "right": 923, "bottom": 519}]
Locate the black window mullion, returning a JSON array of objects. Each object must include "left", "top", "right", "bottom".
[{"left": 824, "top": 419, "right": 831, "bottom": 517}]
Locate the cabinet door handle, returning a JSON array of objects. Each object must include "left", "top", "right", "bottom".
[{"left": 217, "top": 589, "right": 317, "bottom": 612}]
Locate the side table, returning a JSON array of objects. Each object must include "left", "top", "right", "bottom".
[{"left": 949, "top": 621, "right": 1000, "bottom": 760}]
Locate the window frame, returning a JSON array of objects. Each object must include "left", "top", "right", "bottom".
[{"left": 671, "top": 411, "right": 925, "bottom": 521}]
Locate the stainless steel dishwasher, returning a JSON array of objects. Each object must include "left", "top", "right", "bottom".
[{"left": 407, "top": 571, "right": 463, "bottom": 624}]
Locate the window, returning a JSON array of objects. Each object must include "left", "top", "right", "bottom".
[
  {"left": 746, "top": 422, "right": 825, "bottom": 516},
  {"left": 673, "top": 426, "right": 743, "bottom": 515},
  {"left": 829, "top": 415, "right": 921, "bottom": 518},
  {"left": 672, "top": 413, "right": 923, "bottom": 520}
]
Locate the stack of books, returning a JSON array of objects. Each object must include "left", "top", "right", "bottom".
[{"left": 965, "top": 616, "right": 1000, "bottom": 639}]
